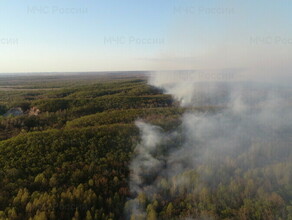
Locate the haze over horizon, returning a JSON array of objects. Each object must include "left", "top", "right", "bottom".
[{"left": 1, "top": 0, "right": 292, "bottom": 83}]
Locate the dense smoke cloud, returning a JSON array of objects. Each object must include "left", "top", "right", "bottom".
[{"left": 125, "top": 71, "right": 292, "bottom": 219}]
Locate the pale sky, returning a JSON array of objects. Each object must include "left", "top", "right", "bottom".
[{"left": 0, "top": 0, "right": 292, "bottom": 80}]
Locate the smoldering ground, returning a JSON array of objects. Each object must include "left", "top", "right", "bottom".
[{"left": 125, "top": 71, "right": 292, "bottom": 220}]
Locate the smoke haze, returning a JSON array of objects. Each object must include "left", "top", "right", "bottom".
[{"left": 126, "top": 71, "right": 292, "bottom": 219}]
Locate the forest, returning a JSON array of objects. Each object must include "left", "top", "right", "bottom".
[{"left": 0, "top": 73, "right": 291, "bottom": 220}]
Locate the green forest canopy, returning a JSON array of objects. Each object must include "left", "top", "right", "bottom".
[{"left": 0, "top": 73, "right": 291, "bottom": 220}]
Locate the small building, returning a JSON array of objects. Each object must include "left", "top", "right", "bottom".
[{"left": 28, "top": 107, "right": 41, "bottom": 116}]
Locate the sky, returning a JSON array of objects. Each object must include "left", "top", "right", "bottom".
[{"left": 0, "top": 0, "right": 292, "bottom": 79}]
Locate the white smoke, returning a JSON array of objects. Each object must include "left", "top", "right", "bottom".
[{"left": 126, "top": 71, "right": 292, "bottom": 219}]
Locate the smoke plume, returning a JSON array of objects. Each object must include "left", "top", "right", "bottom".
[{"left": 125, "top": 71, "right": 292, "bottom": 220}]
